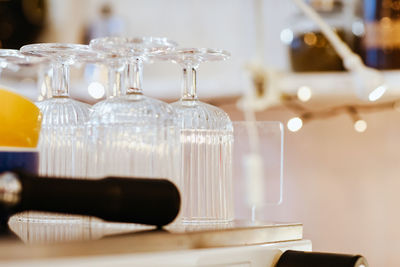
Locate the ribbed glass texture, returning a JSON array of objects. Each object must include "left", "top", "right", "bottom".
[
  {"left": 86, "top": 94, "right": 179, "bottom": 181},
  {"left": 158, "top": 48, "right": 234, "bottom": 223},
  {"left": 20, "top": 43, "right": 98, "bottom": 178},
  {"left": 174, "top": 100, "right": 234, "bottom": 223},
  {"left": 86, "top": 37, "right": 179, "bottom": 183},
  {"left": 36, "top": 97, "right": 90, "bottom": 177}
]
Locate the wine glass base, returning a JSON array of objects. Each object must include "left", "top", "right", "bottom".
[{"left": 181, "top": 218, "right": 234, "bottom": 224}]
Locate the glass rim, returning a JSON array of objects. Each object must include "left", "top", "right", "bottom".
[
  {"left": 89, "top": 36, "right": 178, "bottom": 58},
  {"left": 156, "top": 48, "right": 231, "bottom": 63},
  {"left": 0, "top": 49, "right": 48, "bottom": 66},
  {"left": 20, "top": 43, "right": 101, "bottom": 63}
]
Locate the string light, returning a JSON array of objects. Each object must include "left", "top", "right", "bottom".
[
  {"left": 281, "top": 93, "right": 398, "bottom": 132},
  {"left": 347, "top": 106, "right": 364, "bottom": 133},
  {"left": 352, "top": 20, "right": 365, "bottom": 37},
  {"left": 354, "top": 120, "right": 367, "bottom": 133},
  {"left": 287, "top": 117, "right": 303, "bottom": 132},
  {"left": 280, "top": 28, "right": 294, "bottom": 45},
  {"left": 368, "top": 85, "right": 387, "bottom": 102},
  {"left": 297, "top": 86, "right": 312, "bottom": 102},
  {"left": 240, "top": 63, "right": 390, "bottom": 134}
]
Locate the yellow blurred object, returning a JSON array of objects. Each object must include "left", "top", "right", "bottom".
[{"left": 0, "top": 88, "right": 42, "bottom": 147}]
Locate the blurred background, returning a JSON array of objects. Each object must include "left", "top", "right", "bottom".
[{"left": 1, "top": 0, "right": 400, "bottom": 265}]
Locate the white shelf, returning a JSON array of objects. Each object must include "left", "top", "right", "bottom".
[{"left": 278, "top": 70, "right": 400, "bottom": 98}]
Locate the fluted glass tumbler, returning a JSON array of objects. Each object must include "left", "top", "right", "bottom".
[
  {"left": 20, "top": 43, "right": 98, "bottom": 178},
  {"left": 159, "top": 48, "right": 234, "bottom": 223}
]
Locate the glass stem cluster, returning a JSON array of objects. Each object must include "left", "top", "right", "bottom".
[
  {"left": 181, "top": 65, "right": 198, "bottom": 101},
  {"left": 51, "top": 62, "right": 69, "bottom": 97},
  {"left": 126, "top": 58, "right": 143, "bottom": 95}
]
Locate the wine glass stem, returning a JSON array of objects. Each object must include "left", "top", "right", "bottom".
[
  {"left": 51, "top": 62, "right": 69, "bottom": 97},
  {"left": 37, "top": 65, "right": 45, "bottom": 100},
  {"left": 37, "top": 65, "right": 52, "bottom": 100},
  {"left": 181, "top": 66, "right": 198, "bottom": 101},
  {"left": 107, "top": 65, "right": 124, "bottom": 98},
  {"left": 126, "top": 58, "right": 143, "bottom": 94}
]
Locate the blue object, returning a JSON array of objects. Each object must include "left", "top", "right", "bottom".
[{"left": 0, "top": 150, "right": 38, "bottom": 174}]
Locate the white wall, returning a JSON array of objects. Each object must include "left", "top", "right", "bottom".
[
  {"left": 43, "top": 0, "right": 294, "bottom": 100},
  {"left": 223, "top": 102, "right": 400, "bottom": 267}
]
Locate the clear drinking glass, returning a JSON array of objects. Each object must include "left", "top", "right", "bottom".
[
  {"left": 20, "top": 43, "right": 99, "bottom": 178},
  {"left": 87, "top": 37, "right": 178, "bottom": 180},
  {"left": 158, "top": 48, "right": 234, "bottom": 223},
  {"left": 84, "top": 52, "right": 126, "bottom": 178}
]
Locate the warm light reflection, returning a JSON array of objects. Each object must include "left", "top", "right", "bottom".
[
  {"left": 280, "top": 28, "right": 294, "bottom": 44},
  {"left": 88, "top": 82, "right": 105, "bottom": 99},
  {"left": 297, "top": 86, "right": 312, "bottom": 102},
  {"left": 40, "top": 82, "right": 46, "bottom": 96},
  {"left": 368, "top": 85, "right": 386, "bottom": 102},
  {"left": 354, "top": 120, "right": 367, "bottom": 133},
  {"left": 304, "top": 32, "right": 317, "bottom": 46},
  {"left": 287, "top": 117, "right": 303, "bottom": 132},
  {"left": 352, "top": 21, "right": 365, "bottom": 36},
  {"left": 380, "top": 17, "right": 391, "bottom": 28}
]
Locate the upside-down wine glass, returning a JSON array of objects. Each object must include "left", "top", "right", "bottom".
[
  {"left": 87, "top": 37, "right": 178, "bottom": 181},
  {"left": 84, "top": 48, "right": 126, "bottom": 178},
  {"left": 20, "top": 43, "right": 99, "bottom": 178},
  {"left": 159, "top": 48, "right": 234, "bottom": 223}
]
